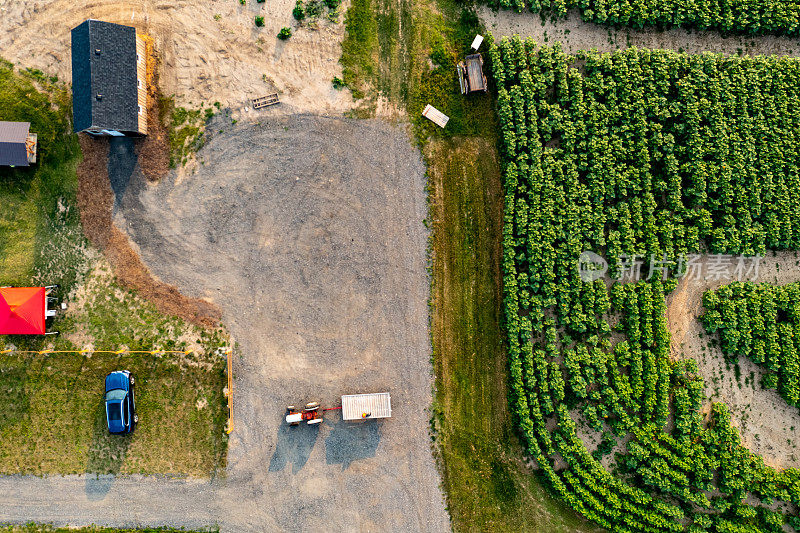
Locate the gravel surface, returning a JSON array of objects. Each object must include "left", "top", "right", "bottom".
[{"left": 0, "top": 115, "right": 449, "bottom": 532}]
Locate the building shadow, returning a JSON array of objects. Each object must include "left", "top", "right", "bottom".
[
  {"left": 268, "top": 418, "right": 320, "bottom": 474},
  {"left": 107, "top": 136, "right": 138, "bottom": 206},
  {"left": 324, "top": 418, "right": 380, "bottom": 469},
  {"left": 84, "top": 398, "right": 132, "bottom": 501}
]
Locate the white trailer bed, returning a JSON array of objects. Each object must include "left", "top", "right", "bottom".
[{"left": 341, "top": 392, "right": 392, "bottom": 420}]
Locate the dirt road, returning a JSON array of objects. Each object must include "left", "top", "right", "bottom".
[
  {"left": 481, "top": 8, "right": 800, "bottom": 57},
  {"left": 0, "top": 115, "right": 448, "bottom": 532}
]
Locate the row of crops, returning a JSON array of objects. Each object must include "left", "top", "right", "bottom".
[
  {"left": 496, "top": 0, "right": 800, "bottom": 36},
  {"left": 703, "top": 282, "right": 800, "bottom": 406},
  {"left": 491, "top": 36, "right": 800, "bottom": 531}
]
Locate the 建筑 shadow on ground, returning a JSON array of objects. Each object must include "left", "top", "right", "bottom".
[
  {"left": 84, "top": 397, "right": 133, "bottom": 501},
  {"left": 107, "top": 137, "right": 137, "bottom": 206},
  {"left": 268, "top": 417, "right": 320, "bottom": 474},
  {"left": 324, "top": 418, "right": 380, "bottom": 469}
]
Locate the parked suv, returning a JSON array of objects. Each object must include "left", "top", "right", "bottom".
[{"left": 104, "top": 370, "right": 138, "bottom": 434}]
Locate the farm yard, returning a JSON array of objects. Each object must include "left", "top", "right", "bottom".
[{"left": 2, "top": 0, "right": 800, "bottom": 530}]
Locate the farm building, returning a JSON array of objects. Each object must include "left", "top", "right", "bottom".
[
  {"left": 71, "top": 19, "right": 147, "bottom": 136},
  {"left": 0, "top": 121, "right": 37, "bottom": 167}
]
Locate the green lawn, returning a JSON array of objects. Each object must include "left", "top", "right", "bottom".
[{"left": 0, "top": 59, "right": 228, "bottom": 476}]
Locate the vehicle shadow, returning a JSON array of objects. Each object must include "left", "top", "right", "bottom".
[
  {"left": 324, "top": 418, "right": 380, "bottom": 469},
  {"left": 268, "top": 417, "right": 320, "bottom": 474},
  {"left": 84, "top": 398, "right": 133, "bottom": 501}
]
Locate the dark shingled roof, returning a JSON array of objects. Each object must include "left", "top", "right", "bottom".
[
  {"left": 71, "top": 20, "right": 139, "bottom": 134},
  {"left": 0, "top": 121, "right": 30, "bottom": 166}
]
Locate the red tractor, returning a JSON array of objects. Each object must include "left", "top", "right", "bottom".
[{"left": 285, "top": 402, "right": 323, "bottom": 426}]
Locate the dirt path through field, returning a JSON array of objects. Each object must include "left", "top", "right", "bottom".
[
  {"left": 481, "top": 8, "right": 800, "bottom": 57},
  {"left": 666, "top": 253, "right": 800, "bottom": 470}
]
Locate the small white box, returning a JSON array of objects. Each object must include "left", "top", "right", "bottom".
[{"left": 471, "top": 34, "right": 484, "bottom": 51}]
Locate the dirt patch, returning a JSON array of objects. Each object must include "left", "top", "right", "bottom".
[
  {"left": 667, "top": 252, "right": 800, "bottom": 470},
  {"left": 76, "top": 134, "right": 222, "bottom": 328},
  {"left": 481, "top": 8, "right": 800, "bottom": 57},
  {"left": 0, "top": 0, "right": 354, "bottom": 115}
]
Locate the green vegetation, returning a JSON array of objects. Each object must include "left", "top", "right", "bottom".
[
  {"left": 703, "top": 282, "right": 800, "bottom": 405},
  {"left": 332, "top": 76, "right": 346, "bottom": 89},
  {"left": 158, "top": 96, "right": 217, "bottom": 167},
  {"left": 293, "top": 1, "right": 306, "bottom": 20},
  {"left": 277, "top": 26, "right": 292, "bottom": 38},
  {"left": 429, "top": 138, "right": 601, "bottom": 532},
  {"left": 496, "top": 0, "right": 800, "bottom": 36},
  {"left": 0, "top": 60, "right": 228, "bottom": 476},
  {"left": 340, "top": 0, "right": 494, "bottom": 134},
  {"left": 493, "top": 36, "right": 800, "bottom": 531},
  {"left": 255, "top": 15, "right": 265, "bottom": 27}
]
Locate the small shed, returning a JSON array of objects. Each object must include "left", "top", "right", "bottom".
[
  {"left": 341, "top": 392, "right": 392, "bottom": 421},
  {"left": 422, "top": 104, "right": 449, "bottom": 128},
  {"left": 457, "top": 53, "right": 488, "bottom": 95},
  {"left": 0, "top": 121, "right": 37, "bottom": 167},
  {"left": 71, "top": 20, "right": 147, "bottom": 136}
]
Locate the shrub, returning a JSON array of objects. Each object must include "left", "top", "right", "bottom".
[
  {"left": 239, "top": 0, "right": 245, "bottom": 4},
  {"left": 277, "top": 27, "right": 292, "bottom": 39},
  {"left": 332, "top": 76, "right": 345, "bottom": 90},
  {"left": 254, "top": 16, "right": 265, "bottom": 27},
  {"left": 293, "top": 0, "right": 305, "bottom": 19}
]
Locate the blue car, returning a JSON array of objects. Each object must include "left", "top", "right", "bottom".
[{"left": 104, "top": 371, "right": 138, "bottom": 434}]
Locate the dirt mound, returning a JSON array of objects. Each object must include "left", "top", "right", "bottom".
[{"left": 76, "top": 134, "right": 221, "bottom": 328}]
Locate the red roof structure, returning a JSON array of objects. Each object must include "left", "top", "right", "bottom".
[{"left": 0, "top": 287, "right": 46, "bottom": 335}]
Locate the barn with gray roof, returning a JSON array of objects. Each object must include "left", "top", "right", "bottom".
[{"left": 71, "top": 19, "right": 147, "bottom": 136}]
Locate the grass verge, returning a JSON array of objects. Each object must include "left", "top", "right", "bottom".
[{"left": 0, "top": 59, "right": 228, "bottom": 476}]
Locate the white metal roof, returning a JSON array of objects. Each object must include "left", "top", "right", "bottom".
[
  {"left": 422, "top": 105, "right": 449, "bottom": 128},
  {"left": 341, "top": 392, "right": 392, "bottom": 420}
]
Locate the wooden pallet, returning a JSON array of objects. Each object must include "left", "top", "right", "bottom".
[{"left": 252, "top": 93, "right": 280, "bottom": 109}]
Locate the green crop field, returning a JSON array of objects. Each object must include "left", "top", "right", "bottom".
[{"left": 492, "top": 36, "right": 800, "bottom": 531}]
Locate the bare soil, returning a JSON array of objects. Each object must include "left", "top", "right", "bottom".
[
  {"left": 76, "top": 134, "right": 222, "bottom": 328},
  {"left": 667, "top": 253, "right": 800, "bottom": 470}
]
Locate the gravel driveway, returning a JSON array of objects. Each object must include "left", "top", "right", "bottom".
[{"left": 0, "top": 115, "right": 449, "bottom": 532}]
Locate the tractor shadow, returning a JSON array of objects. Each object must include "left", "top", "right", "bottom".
[
  {"left": 84, "top": 398, "right": 133, "bottom": 501},
  {"left": 324, "top": 418, "right": 380, "bottom": 470},
  {"left": 268, "top": 418, "right": 320, "bottom": 474}
]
